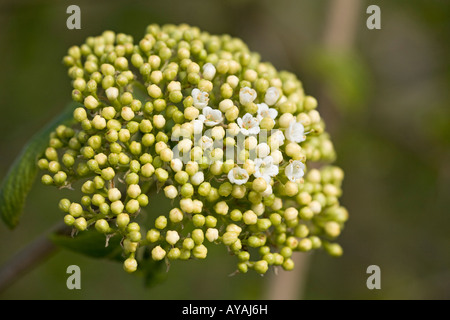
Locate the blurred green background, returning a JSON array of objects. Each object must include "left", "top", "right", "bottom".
[{"left": 1, "top": 0, "right": 449, "bottom": 299}]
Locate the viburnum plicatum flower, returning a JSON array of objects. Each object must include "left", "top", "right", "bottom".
[
  {"left": 228, "top": 166, "right": 250, "bottom": 185},
  {"left": 198, "top": 135, "right": 214, "bottom": 150},
  {"left": 191, "top": 88, "right": 209, "bottom": 109},
  {"left": 38, "top": 23, "right": 347, "bottom": 277},
  {"left": 285, "top": 160, "right": 306, "bottom": 182},
  {"left": 237, "top": 113, "right": 260, "bottom": 136},
  {"left": 253, "top": 156, "right": 279, "bottom": 183},
  {"left": 285, "top": 120, "right": 306, "bottom": 143},
  {"left": 264, "top": 86, "right": 281, "bottom": 106},
  {"left": 239, "top": 87, "right": 257, "bottom": 105},
  {"left": 198, "top": 107, "right": 224, "bottom": 126},
  {"left": 256, "top": 103, "right": 278, "bottom": 123}
]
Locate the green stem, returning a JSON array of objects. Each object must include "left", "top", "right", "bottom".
[{"left": 0, "top": 222, "right": 70, "bottom": 294}]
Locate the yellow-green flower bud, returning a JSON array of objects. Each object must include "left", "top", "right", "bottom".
[
  {"left": 298, "top": 238, "right": 313, "bottom": 252},
  {"left": 192, "top": 229, "right": 204, "bottom": 245},
  {"left": 205, "top": 215, "right": 217, "bottom": 228},
  {"left": 243, "top": 210, "right": 258, "bottom": 225},
  {"left": 64, "top": 214, "right": 75, "bottom": 226},
  {"left": 167, "top": 247, "right": 181, "bottom": 260},
  {"left": 214, "top": 201, "right": 229, "bottom": 215},
  {"left": 222, "top": 231, "right": 239, "bottom": 246},
  {"left": 101, "top": 167, "right": 115, "bottom": 180},
  {"left": 127, "top": 184, "right": 142, "bottom": 199},
  {"left": 141, "top": 163, "right": 155, "bottom": 178},
  {"left": 155, "top": 168, "right": 169, "bottom": 182},
  {"left": 252, "top": 177, "right": 267, "bottom": 193},
  {"left": 111, "top": 200, "right": 124, "bottom": 215},
  {"left": 163, "top": 185, "right": 178, "bottom": 199},
  {"left": 192, "top": 244, "right": 207, "bottom": 259},
  {"left": 84, "top": 95, "right": 99, "bottom": 110},
  {"left": 95, "top": 219, "right": 111, "bottom": 233},
  {"left": 74, "top": 217, "right": 87, "bottom": 231},
  {"left": 116, "top": 213, "right": 130, "bottom": 229},
  {"left": 155, "top": 215, "right": 167, "bottom": 230},
  {"left": 123, "top": 258, "right": 138, "bottom": 273},
  {"left": 324, "top": 221, "right": 341, "bottom": 238},
  {"left": 254, "top": 260, "right": 269, "bottom": 274},
  {"left": 151, "top": 245, "right": 166, "bottom": 261}
]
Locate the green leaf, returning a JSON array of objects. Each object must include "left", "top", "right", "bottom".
[
  {"left": 50, "top": 229, "right": 123, "bottom": 261},
  {"left": 0, "top": 102, "right": 79, "bottom": 228}
]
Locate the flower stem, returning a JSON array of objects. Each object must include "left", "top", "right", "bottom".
[{"left": 0, "top": 222, "right": 70, "bottom": 294}]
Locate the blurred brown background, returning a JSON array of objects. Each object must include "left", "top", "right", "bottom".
[{"left": 0, "top": 0, "right": 449, "bottom": 299}]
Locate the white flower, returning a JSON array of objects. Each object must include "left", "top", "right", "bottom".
[
  {"left": 285, "top": 120, "right": 306, "bottom": 143},
  {"left": 191, "top": 88, "right": 209, "bottom": 109},
  {"left": 254, "top": 156, "right": 279, "bottom": 183},
  {"left": 237, "top": 113, "right": 260, "bottom": 136},
  {"left": 239, "top": 86, "right": 257, "bottom": 105},
  {"left": 202, "top": 63, "right": 216, "bottom": 80},
  {"left": 198, "top": 135, "right": 214, "bottom": 150},
  {"left": 256, "top": 103, "right": 278, "bottom": 122},
  {"left": 256, "top": 143, "right": 271, "bottom": 158},
  {"left": 260, "top": 184, "right": 273, "bottom": 197},
  {"left": 198, "top": 107, "right": 223, "bottom": 127},
  {"left": 271, "top": 129, "right": 285, "bottom": 146},
  {"left": 228, "top": 166, "right": 250, "bottom": 185},
  {"left": 264, "top": 87, "right": 280, "bottom": 106},
  {"left": 285, "top": 160, "right": 305, "bottom": 182}
]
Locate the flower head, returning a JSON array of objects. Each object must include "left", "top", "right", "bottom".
[{"left": 39, "top": 24, "right": 347, "bottom": 277}]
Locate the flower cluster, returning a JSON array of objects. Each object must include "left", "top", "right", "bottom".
[{"left": 38, "top": 24, "right": 347, "bottom": 275}]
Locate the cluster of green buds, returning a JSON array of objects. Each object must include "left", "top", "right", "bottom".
[{"left": 38, "top": 24, "right": 348, "bottom": 275}]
